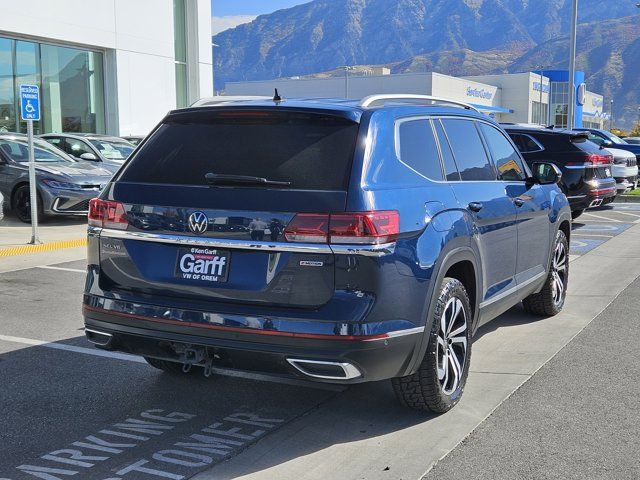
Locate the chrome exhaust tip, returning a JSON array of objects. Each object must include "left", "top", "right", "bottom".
[
  {"left": 286, "top": 358, "right": 361, "bottom": 380},
  {"left": 85, "top": 328, "right": 113, "bottom": 346},
  {"left": 588, "top": 199, "right": 603, "bottom": 208}
]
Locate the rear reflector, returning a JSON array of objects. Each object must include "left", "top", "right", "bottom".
[
  {"left": 284, "top": 211, "right": 399, "bottom": 245},
  {"left": 88, "top": 198, "right": 128, "bottom": 230}
]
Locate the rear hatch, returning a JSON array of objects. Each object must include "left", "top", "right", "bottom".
[{"left": 92, "top": 108, "right": 361, "bottom": 308}]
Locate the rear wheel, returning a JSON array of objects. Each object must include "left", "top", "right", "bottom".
[
  {"left": 522, "top": 230, "right": 569, "bottom": 316},
  {"left": 571, "top": 209, "right": 583, "bottom": 220},
  {"left": 12, "top": 185, "right": 43, "bottom": 224},
  {"left": 144, "top": 357, "right": 201, "bottom": 375},
  {"left": 392, "top": 278, "right": 472, "bottom": 413}
]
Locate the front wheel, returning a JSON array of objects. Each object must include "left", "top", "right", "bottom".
[
  {"left": 522, "top": 229, "right": 569, "bottom": 316},
  {"left": 12, "top": 185, "right": 43, "bottom": 224},
  {"left": 392, "top": 278, "right": 472, "bottom": 413}
]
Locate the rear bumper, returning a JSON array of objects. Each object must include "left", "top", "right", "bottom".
[{"left": 83, "top": 300, "right": 423, "bottom": 384}]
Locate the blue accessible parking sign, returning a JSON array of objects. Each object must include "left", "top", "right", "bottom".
[{"left": 19, "top": 84, "right": 40, "bottom": 121}]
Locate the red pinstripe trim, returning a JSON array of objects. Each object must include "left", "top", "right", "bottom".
[{"left": 83, "top": 304, "right": 389, "bottom": 341}]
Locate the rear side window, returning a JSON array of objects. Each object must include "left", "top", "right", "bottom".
[
  {"left": 434, "top": 120, "right": 460, "bottom": 181},
  {"left": 118, "top": 111, "right": 359, "bottom": 190},
  {"left": 441, "top": 119, "right": 495, "bottom": 181},
  {"left": 509, "top": 133, "right": 543, "bottom": 153},
  {"left": 397, "top": 119, "right": 444, "bottom": 181},
  {"left": 479, "top": 124, "right": 527, "bottom": 181}
]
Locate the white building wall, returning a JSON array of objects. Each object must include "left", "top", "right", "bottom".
[
  {"left": 0, "top": 0, "right": 213, "bottom": 135},
  {"left": 465, "top": 73, "right": 550, "bottom": 124}
]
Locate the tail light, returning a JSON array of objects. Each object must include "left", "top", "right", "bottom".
[
  {"left": 567, "top": 154, "right": 613, "bottom": 166},
  {"left": 283, "top": 213, "right": 329, "bottom": 243},
  {"left": 88, "top": 198, "right": 128, "bottom": 230},
  {"left": 329, "top": 211, "right": 399, "bottom": 244},
  {"left": 284, "top": 211, "right": 399, "bottom": 245},
  {"left": 587, "top": 154, "right": 613, "bottom": 165}
]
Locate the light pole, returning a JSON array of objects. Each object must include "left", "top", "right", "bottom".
[
  {"left": 567, "top": 0, "right": 578, "bottom": 129},
  {"left": 342, "top": 66, "right": 355, "bottom": 99},
  {"left": 610, "top": 99, "right": 614, "bottom": 131}
]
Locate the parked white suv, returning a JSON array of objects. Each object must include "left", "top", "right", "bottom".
[{"left": 606, "top": 147, "right": 638, "bottom": 193}]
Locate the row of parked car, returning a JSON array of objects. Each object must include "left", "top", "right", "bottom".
[{"left": 0, "top": 132, "right": 143, "bottom": 223}]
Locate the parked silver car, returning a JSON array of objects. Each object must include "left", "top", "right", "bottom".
[
  {"left": 40, "top": 133, "right": 135, "bottom": 173},
  {"left": 0, "top": 133, "right": 113, "bottom": 223}
]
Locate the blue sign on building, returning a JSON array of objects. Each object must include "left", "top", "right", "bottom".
[{"left": 19, "top": 84, "right": 40, "bottom": 121}]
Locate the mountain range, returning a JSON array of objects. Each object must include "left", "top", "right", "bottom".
[{"left": 213, "top": 0, "right": 640, "bottom": 128}]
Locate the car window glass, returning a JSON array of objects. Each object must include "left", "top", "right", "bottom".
[
  {"left": 0, "top": 139, "right": 69, "bottom": 163},
  {"left": 90, "top": 140, "right": 134, "bottom": 160},
  {"left": 479, "top": 124, "right": 527, "bottom": 181},
  {"left": 441, "top": 119, "right": 495, "bottom": 181},
  {"left": 509, "top": 133, "right": 542, "bottom": 153},
  {"left": 434, "top": 120, "right": 460, "bottom": 181},
  {"left": 397, "top": 119, "right": 443, "bottom": 181},
  {"left": 65, "top": 138, "right": 93, "bottom": 157}
]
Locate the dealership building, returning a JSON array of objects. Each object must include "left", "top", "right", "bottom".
[
  {"left": 225, "top": 69, "right": 607, "bottom": 129},
  {"left": 0, "top": 0, "right": 213, "bottom": 137}
]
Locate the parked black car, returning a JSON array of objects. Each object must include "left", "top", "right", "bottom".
[{"left": 504, "top": 126, "right": 616, "bottom": 219}]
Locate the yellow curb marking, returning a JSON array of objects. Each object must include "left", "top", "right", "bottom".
[{"left": 0, "top": 238, "right": 87, "bottom": 258}]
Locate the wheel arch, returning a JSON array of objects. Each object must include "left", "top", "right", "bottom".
[{"left": 403, "top": 245, "right": 481, "bottom": 377}]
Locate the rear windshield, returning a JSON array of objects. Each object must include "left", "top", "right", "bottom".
[{"left": 118, "top": 110, "right": 359, "bottom": 190}]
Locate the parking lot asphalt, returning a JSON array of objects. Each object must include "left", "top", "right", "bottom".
[
  {"left": 424, "top": 275, "right": 640, "bottom": 480},
  {"left": 0, "top": 203, "right": 639, "bottom": 480}
]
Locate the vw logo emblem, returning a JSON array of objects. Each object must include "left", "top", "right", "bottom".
[{"left": 187, "top": 211, "right": 208, "bottom": 234}]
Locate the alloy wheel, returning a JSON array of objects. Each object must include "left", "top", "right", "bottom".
[
  {"left": 436, "top": 297, "right": 468, "bottom": 395},
  {"left": 15, "top": 189, "right": 31, "bottom": 221},
  {"left": 551, "top": 240, "right": 567, "bottom": 306}
]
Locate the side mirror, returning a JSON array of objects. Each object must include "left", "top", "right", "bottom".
[
  {"left": 601, "top": 139, "right": 613, "bottom": 149},
  {"left": 80, "top": 152, "right": 98, "bottom": 161},
  {"left": 530, "top": 162, "right": 562, "bottom": 185}
]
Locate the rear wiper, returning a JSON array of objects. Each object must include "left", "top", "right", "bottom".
[{"left": 205, "top": 173, "right": 291, "bottom": 187}]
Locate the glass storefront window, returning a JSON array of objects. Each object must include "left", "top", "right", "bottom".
[
  {"left": 41, "top": 45, "right": 105, "bottom": 133},
  {"left": 0, "top": 35, "right": 105, "bottom": 135},
  {"left": 15, "top": 41, "right": 41, "bottom": 133},
  {"left": 0, "top": 38, "right": 14, "bottom": 133}
]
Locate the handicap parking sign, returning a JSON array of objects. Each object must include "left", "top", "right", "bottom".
[{"left": 19, "top": 84, "right": 40, "bottom": 121}]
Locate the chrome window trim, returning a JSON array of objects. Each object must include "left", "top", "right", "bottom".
[
  {"left": 97, "top": 228, "right": 396, "bottom": 257},
  {"left": 393, "top": 116, "right": 445, "bottom": 182}
]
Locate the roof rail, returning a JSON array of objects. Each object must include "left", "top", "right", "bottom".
[
  {"left": 359, "top": 94, "right": 480, "bottom": 112},
  {"left": 190, "top": 96, "right": 273, "bottom": 107}
]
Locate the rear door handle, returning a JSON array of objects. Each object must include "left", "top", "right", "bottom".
[
  {"left": 514, "top": 198, "right": 525, "bottom": 207},
  {"left": 467, "top": 202, "right": 483, "bottom": 212}
]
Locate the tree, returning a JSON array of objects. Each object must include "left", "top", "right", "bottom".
[{"left": 629, "top": 122, "right": 640, "bottom": 138}]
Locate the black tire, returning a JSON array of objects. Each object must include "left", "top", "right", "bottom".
[
  {"left": 144, "top": 356, "right": 201, "bottom": 375},
  {"left": 571, "top": 209, "right": 583, "bottom": 220},
  {"left": 522, "top": 229, "right": 569, "bottom": 316},
  {"left": 392, "top": 278, "right": 472, "bottom": 413},
  {"left": 12, "top": 184, "right": 43, "bottom": 224}
]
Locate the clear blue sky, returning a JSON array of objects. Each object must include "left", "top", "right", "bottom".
[{"left": 212, "top": 0, "right": 307, "bottom": 17}]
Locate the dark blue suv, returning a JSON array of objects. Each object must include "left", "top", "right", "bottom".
[{"left": 83, "top": 95, "right": 572, "bottom": 412}]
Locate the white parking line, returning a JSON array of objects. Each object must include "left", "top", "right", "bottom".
[
  {"left": 0, "top": 334, "right": 344, "bottom": 392},
  {"left": 582, "top": 212, "right": 624, "bottom": 222},
  {"left": 607, "top": 210, "right": 640, "bottom": 218},
  {"left": 0, "top": 334, "right": 145, "bottom": 362},
  {"left": 571, "top": 233, "right": 615, "bottom": 238},
  {"left": 36, "top": 265, "right": 86, "bottom": 273}
]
